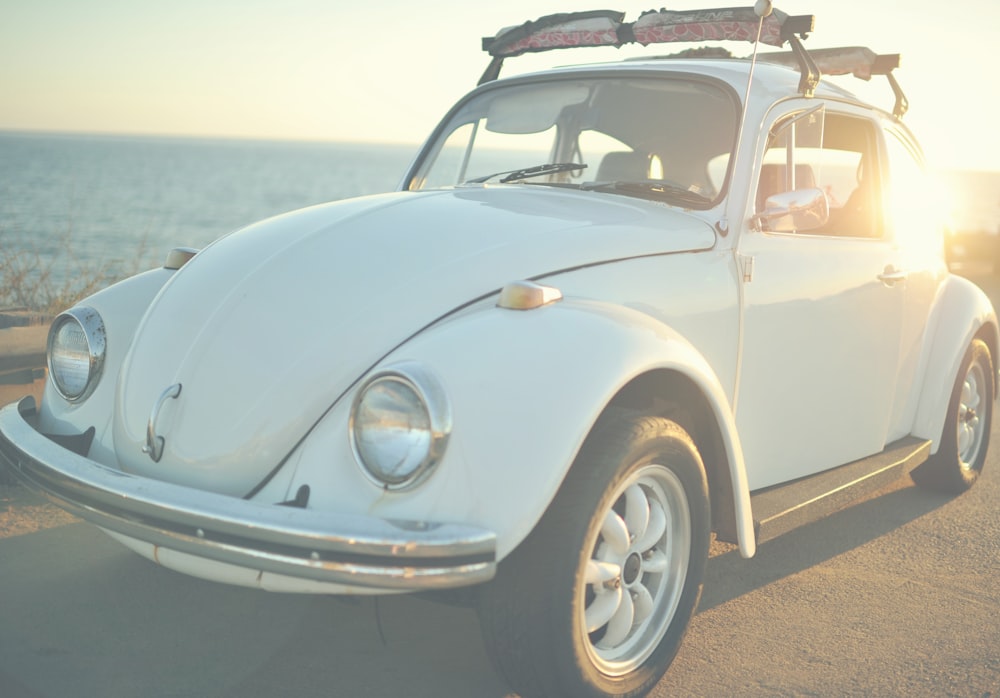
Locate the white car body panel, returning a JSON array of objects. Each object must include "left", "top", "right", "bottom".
[
  {"left": 281, "top": 291, "right": 754, "bottom": 560},
  {"left": 735, "top": 229, "right": 908, "bottom": 489},
  {"left": 109, "top": 187, "right": 714, "bottom": 496},
  {"left": 105, "top": 290, "right": 758, "bottom": 588}
]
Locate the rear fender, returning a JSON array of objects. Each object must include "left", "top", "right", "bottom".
[{"left": 912, "top": 275, "right": 998, "bottom": 450}]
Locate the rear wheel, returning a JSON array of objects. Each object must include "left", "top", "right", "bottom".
[
  {"left": 478, "top": 412, "right": 710, "bottom": 698},
  {"left": 913, "top": 338, "right": 993, "bottom": 493}
]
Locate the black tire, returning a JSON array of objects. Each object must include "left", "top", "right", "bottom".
[
  {"left": 478, "top": 411, "right": 711, "bottom": 698},
  {"left": 912, "top": 338, "right": 993, "bottom": 493}
]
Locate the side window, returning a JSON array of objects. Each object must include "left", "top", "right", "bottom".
[{"left": 757, "top": 109, "right": 883, "bottom": 238}]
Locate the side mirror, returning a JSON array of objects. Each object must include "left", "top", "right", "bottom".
[{"left": 755, "top": 187, "right": 829, "bottom": 233}]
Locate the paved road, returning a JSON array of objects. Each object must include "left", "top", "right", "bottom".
[{"left": 1, "top": 277, "right": 999, "bottom": 697}]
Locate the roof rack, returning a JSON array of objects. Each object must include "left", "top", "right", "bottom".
[
  {"left": 479, "top": 7, "right": 818, "bottom": 93},
  {"left": 759, "top": 46, "right": 908, "bottom": 118}
]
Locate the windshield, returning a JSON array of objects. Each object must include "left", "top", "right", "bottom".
[{"left": 407, "top": 75, "right": 739, "bottom": 207}]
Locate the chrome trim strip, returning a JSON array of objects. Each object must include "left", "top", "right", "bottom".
[{"left": 0, "top": 398, "right": 495, "bottom": 590}]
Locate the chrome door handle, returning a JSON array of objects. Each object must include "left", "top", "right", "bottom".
[
  {"left": 878, "top": 265, "right": 907, "bottom": 285},
  {"left": 142, "top": 383, "right": 182, "bottom": 462}
]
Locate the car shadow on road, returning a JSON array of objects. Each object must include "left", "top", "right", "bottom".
[
  {"left": 0, "top": 521, "right": 514, "bottom": 698},
  {"left": 699, "top": 477, "right": 955, "bottom": 612}
]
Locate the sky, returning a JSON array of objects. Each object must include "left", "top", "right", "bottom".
[{"left": 1, "top": 0, "right": 998, "bottom": 171}]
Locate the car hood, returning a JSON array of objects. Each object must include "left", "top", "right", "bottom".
[{"left": 113, "top": 186, "right": 716, "bottom": 494}]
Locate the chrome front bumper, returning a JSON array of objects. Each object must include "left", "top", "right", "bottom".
[{"left": 0, "top": 398, "right": 496, "bottom": 591}]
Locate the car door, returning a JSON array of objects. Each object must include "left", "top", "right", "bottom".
[{"left": 734, "top": 103, "right": 906, "bottom": 490}]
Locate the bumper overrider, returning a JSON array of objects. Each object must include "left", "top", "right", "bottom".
[{"left": 0, "top": 397, "right": 496, "bottom": 590}]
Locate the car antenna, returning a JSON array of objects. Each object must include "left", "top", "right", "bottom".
[{"left": 718, "top": 0, "right": 775, "bottom": 237}]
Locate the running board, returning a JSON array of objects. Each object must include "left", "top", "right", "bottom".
[{"left": 750, "top": 436, "right": 931, "bottom": 545}]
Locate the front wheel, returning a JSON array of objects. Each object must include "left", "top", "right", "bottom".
[
  {"left": 913, "top": 338, "right": 994, "bottom": 493},
  {"left": 478, "top": 412, "right": 711, "bottom": 698}
]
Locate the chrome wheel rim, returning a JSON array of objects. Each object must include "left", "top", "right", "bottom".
[
  {"left": 578, "top": 463, "right": 690, "bottom": 676},
  {"left": 957, "top": 359, "right": 988, "bottom": 471}
]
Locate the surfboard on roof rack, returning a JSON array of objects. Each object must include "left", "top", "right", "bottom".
[{"left": 479, "top": 6, "right": 818, "bottom": 91}]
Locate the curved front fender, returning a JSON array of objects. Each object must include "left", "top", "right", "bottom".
[
  {"left": 912, "top": 275, "right": 999, "bottom": 450},
  {"left": 287, "top": 296, "right": 754, "bottom": 560},
  {"left": 38, "top": 267, "right": 178, "bottom": 464}
]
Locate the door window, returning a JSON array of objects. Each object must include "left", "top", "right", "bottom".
[{"left": 757, "top": 108, "right": 883, "bottom": 238}]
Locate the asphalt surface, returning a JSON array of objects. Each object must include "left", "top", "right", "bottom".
[{"left": 1, "top": 276, "right": 999, "bottom": 697}]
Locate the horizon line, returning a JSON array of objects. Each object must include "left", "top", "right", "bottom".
[{"left": 0, "top": 127, "right": 423, "bottom": 149}]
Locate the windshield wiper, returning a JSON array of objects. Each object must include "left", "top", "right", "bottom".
[
  {"left": 581, "top": 180, "right": 711, "bottom": 206},
  {"left": 466, "top": 162, "right": 587, "bottom": 184}
]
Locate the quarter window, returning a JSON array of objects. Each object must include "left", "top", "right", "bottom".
[{"left": 884, "top": 128, "right": 943, "bottom": 252}]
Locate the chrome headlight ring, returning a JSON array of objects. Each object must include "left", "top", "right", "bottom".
[
  {"left": 46, "top": 306, "right": 107, "bottom": 403},
  {"left": 349, "top": 362, "right": 451, "bottom": 491}
]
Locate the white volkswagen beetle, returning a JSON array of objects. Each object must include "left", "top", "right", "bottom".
[{"left": 1, "top": 6, "right": 995, "bottom": 698}]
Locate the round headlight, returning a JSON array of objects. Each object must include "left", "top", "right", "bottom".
[
  {"left": 47, "top": 307, "right": 106, "bottom": 402},
  {"left": 350, "top": 363, "right": 451, "bottom": 490}
]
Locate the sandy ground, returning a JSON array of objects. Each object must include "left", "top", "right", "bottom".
[
  {"left": 0, "top": 377, "right": 44, "bottom": 409},
  {"left": 0, "top": 484, "right": 77, "bottom": 538},
  {"left": 0, "top": 377, "right": 74, "bottom": 536}
]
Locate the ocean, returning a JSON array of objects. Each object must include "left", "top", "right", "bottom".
[
  {"left": 0, "top": 132, "right": 418, "bottom": 301},
  {"left": 1, "top": 131, "right": 998, "bottom": 308}
]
